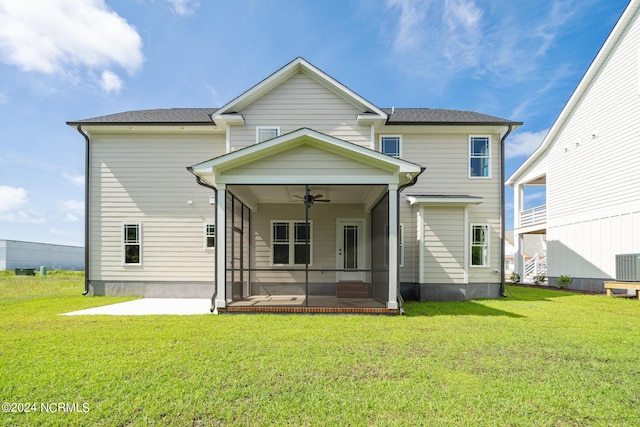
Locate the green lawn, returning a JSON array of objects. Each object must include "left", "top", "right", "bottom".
[{"left": 1, "top": 272, "right": 639, "bottom": 426}]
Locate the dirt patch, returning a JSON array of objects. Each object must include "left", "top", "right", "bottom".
[{"left": 507, "top": 283, "right": 604, "bottom": 295}]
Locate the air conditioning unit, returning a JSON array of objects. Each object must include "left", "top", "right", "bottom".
[{"left": 615, "top": 253, "right": 640, "bottom": 282}]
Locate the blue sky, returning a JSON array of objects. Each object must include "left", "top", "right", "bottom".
[{"left": 0, "top": 0, "right": 631, "bottom": 246}]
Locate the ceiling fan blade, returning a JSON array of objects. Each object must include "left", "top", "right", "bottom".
[
  {"left": 311, "top": 194, "right": 324, "bottom": 200},
  {"left": 293, "top": 195, "right": 305, "bottom": 199},
  {"left": 315, "top": 199, "right": 331, "bottom": 202}
]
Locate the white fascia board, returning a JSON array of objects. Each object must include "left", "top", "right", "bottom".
[
  {"left": 73, "top": 124, "right": 221, "bottom": 134},
  {"left": 507, "top": 0, "right": 640, "bottom": 186},
  {"left": 406, "top": 196, "right": 484, "bottom": 205},
  {"left": 211, "top": 113, "right": 244, "bottom": 127},
  {"left": 356, "top": 114, "right": 387, "bottom": 126}
]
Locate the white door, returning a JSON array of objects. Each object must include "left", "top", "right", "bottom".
[{"left": 336, "top": 219, "right": 365, "bottom": 282}]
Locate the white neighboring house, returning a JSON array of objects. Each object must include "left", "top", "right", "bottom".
[
  {"left": 507, "top": 0, "right": 640, "bottom": 291},
  {"left": 68, "top": 58, "right": 520, "bottom": 313},
  {"left": 503, "top": 231, "right": 546, "bottom": 281},
  {"left": 0, "top": 240, "right": 84, "bottom": 271}
]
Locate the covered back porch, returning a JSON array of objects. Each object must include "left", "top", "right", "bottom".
[{"left": 189, "top": 128, "right": 422, "bottom": 314}]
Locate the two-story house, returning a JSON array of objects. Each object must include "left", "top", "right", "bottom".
[{"left": 68, "top": 58, "right": 521, "bottom": 314}]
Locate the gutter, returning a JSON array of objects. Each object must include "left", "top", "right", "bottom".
[
  {"left": 76, "top": 125, "right": 90, "bottom": 295},
  {"left": 500, "top": 125, "right": 514, "bottom": 297},
  {"left": 186, "top": 167, "right": 218, "bottom": 313},
  {"left": 396, "top": 167, "right": 426, "bottom": 314}
]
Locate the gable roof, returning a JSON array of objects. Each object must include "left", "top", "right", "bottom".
[
  {"left": 211, "top": 57, "right": 388, "bottom": 122},
  {"left": 506, "top": 0, "right": 640, "bottom": 185},
  {"left": 189, "top": 127, "right": 423, "bottom": 185}
]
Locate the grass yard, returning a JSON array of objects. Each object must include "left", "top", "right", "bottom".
[{"left": 1, "top": 272, "right": 639, "bottom": 426}]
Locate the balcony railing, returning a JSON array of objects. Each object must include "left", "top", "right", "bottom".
[{"left": 520, "top": 204, "right": 546, "bottom": 228}]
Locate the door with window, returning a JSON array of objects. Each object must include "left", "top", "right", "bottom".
[{"left": 336, "top": 219, "right": 365, "bottom": 282}]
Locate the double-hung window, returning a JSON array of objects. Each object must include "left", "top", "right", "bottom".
[
  {"left": 469, "top": 136, "right": 490, "bottom": 178},
  {"left": 256, "top": 126, "right": 280, "bottom": 143},
  {"left": 470, "top": 224, "right": 489, "bottom": 267},
  {"left": 380, "top": 135, "right": 401, "bottom": 157},
  {"left": 272, "top": 221, "right": 312, "bottom": 265},
  {"left": 205, "top": 224, "right": 215, "bottom": 248},
  {"left": 123, "top": 223, "right": 141, "bottom": 265}
]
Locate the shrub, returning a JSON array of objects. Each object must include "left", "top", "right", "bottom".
[
  {"left": 510, "top": 272, "right": 520, "bottom": 284},
  {"left": 557, "top": 275, "right": 573, "bottom": 289},
  {"left": 533, "top": 275, "right": 546, "bottom": 286}
]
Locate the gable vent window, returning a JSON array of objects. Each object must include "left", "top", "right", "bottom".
[
  {"left": 257, "top": 126, "right": 280, "bottom": 143},
  {"left": 380, "top": 135, "right": 401, "bottom": 157}
]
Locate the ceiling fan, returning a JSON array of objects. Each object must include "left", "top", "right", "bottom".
[{"left": 293, "top": 192, "right": 331, "bottom": 206}]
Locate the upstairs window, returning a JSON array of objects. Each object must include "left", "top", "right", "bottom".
[
  {"left": 469, "top": 136, "right": 490, "bottom": 178},
  {"left": 257, "top": 126, "right": 280, "bottom": 143},
  {"left": 380, "top": 136, "right": 401, "bottom": 157},
  {"left": 123, "top": 223, "right": 141, "bottom": 265}
]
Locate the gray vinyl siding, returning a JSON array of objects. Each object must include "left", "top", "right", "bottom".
[
  {"left": 230, "top": 72, "right": 371, "bottom": 150},
  {"left": 394, "top": 132, "right": 502, "bottom": 284},
  {"left": 222, "top": 144, "right": 390, "bottom": 179},
  {"left": 89, "top": 132, "right": 225, "bottom": 281},
  {"left": 423, "top": 207, "right": 465, "bottom": 284}
]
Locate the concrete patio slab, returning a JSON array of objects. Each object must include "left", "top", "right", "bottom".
[{"left": 62, "top": 298, "right": 212, "bottom": 316}]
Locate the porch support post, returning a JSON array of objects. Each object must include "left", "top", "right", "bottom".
[
  {"left": 388, "top": 184, "right": 399, "bottom": 310},
  {"left": 215, "top": 184, "right": 227, "bottom": 309},
  {"left": 514, "top": 232, "right": 524, "bottom": 280},
  {"left": 417, "top": 205, "right": 425, "bottom": 284}
]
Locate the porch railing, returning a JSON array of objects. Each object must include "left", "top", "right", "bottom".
[
  {"left": 524, "top": 255, "right": 547, "bottom": 281},
  {"left": 520, "top": 204, "right": 546, "bottom": 228}
]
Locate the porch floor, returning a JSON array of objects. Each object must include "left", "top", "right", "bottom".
[{"left": 221, "top": 295, "right": 396, "bottom": 314}]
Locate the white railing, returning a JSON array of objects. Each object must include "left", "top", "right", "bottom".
[
  {"left": 524, "top": 255, "right": 547, "bottom": 281},
  {"left": 520, "top": 205, "right": 546, "bottom": 228}
]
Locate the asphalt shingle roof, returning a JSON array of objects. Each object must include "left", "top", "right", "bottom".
[
  {"left": 67, "top": 108, "right": 218, "bottom": 125},
  {"left": 68, "top": 107, "right": 520, "bottom": 126},
  {"left": 382, "top": 108, "right": 520, "bottom": 125}
]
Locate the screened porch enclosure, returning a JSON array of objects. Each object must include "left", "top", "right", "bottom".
[{"left": 221, "top": 184, "right": 391, "bottom": 309}]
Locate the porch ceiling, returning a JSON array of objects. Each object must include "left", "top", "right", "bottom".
[{"left": 229, "top": 184, "right": 387, "bottom": 206}]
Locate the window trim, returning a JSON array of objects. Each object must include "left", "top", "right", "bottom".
[
  {"left": 469, "top": 135, "right": 491, "bottom": 178},
  {"left": 122, "top": 223, "right": 142, "bottom": 266},
  {"left": 205, "top": 223, "right": 215, "bottom": 249},
  {"left": 270, "top": 220, "right": 313, "bottom": 266},
  {"left": 256, "top": 126, "right": 280, "bottom": 143},
  {"left": 379, "top": 135, "right": 402, "bottom": 158},
  {"left": 399, "top": 223, "right": 405, "bottom": 267},
  {"left": 470, "top": 223, "right": 490, "bottom": 267}
]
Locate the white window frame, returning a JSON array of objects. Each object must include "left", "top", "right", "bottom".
[
  {"left": 122, "top": 223, "right": 142, "bottom": 266},
  {"left": 256, "top": 126, "right": 280, "bottom": 143},
  {"left": 270, "top": 220, "right": 313, "bottom": 266},
  {"left": 470, "top": 224, "right": 490, "bottom": 267},
  {"left": 380, "top": 135, "right": 402, "bottom": 158},
  {"left": 205, "top": 223, "right": 215, "bottom": 249},
  {"left": 469, "top": 135, "right": 491, "bottom": 178}
]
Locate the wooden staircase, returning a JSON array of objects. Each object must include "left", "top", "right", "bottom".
[{"left": 336, "top": 281, "right": 370, "bottom": 298}]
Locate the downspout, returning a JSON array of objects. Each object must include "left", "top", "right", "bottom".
[
  {"left": 187, "top": 167, "right": 218, "bottom": 312},
  {"left": 500, "top": 125, "right": 514, "bottom": 297},
  {"left": 76, "top": 125, "right": 90, "bottom": 295},
  {"left": 396, "top": 167, "right": 426, "bottom": 314}
]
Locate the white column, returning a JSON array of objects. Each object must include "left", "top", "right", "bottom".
[
  {"left": 463, "top": 205, "right": 469, "bottom": 283},
  {"left": 514, "top": 232, "right": 524, "bottom": 280},
  {"left": 388, "top": 185, "right": 399, "bottom": 309},
  {"left": 215, "top": 184, "right": 227, "bottom": 309},
  {"left": 417, "top": 205, "right": 425, "bottom": 284},
  {"left": 514, "top": 183, "right": 524, "bottom": 229}
]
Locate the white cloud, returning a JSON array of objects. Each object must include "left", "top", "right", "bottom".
[
  {"left": 63, "top": 173, "right": 85, "bottom": 186},
  {"left": 0, "top": 185, "right": 27, "bottom": 212},
  {"left": 99, "top": 70, "right": 123, "bottom": 94},
  {"left": 506, "top": 129, "right": 549, "bottom": 159},
  {"left": 167, "top": 0, "right": 199, "bottom": 15},
  {"left": 66, "top": 213, "right": 79, "bottom": 222},
  {"left": 0, "top": 0, "right": 143, "bottom": 92},
  {"left": 0, "top": 92, "right": 7, "bottom": 103},
  {"left": 63, "top": 200, "right": 84, "bottom": 213}
]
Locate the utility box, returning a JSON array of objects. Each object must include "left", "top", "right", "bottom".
[{"left": 615, "top": 253, "right": 640, "bottom": 281}]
